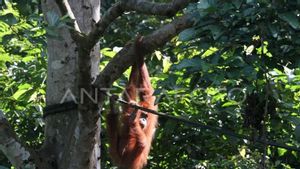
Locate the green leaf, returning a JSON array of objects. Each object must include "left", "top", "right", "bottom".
[
  {"left": 101, "top": 48, "right": 116, "bottom": 58},
  {"left": 155, "top": 51, "right": 162, "bottom": 60},
  {"left": 239, "top": 147, "right": 246, "bottom": 158},
  {"left": 245, "top": 45, "right": 254, "bottom": 55},
  {"left": 206, "top": 25, "right": 223, "bottom": 40},
  {"left": 295, "top": 125, "right": 300, "bottom": 142},
  {"left": 212, "top": 74, "right": 224, "bottom": 85},
  {"left": 200, "top": 61, "right": 210, "bottom": 72},
  {"left": 232, "top": 0, "right": 243, "bottom": 9},
  {"left": 18, "top": 83, "right": 32, "bottom": 90},
  {"left": 279, "top": 12, "right": 300, "bottom": 30},
  {"left": 22, "top": 56, "right": 35, "bottom": 62},
  {"left": 0, "top": 13, "right": 18, "bottom": 25},
  {"left": 174, "top": 58, "right": 202, "bottom": 70},
  {"left": 0, "top": 165, "right": 10, "bottom": 169},
  {"left": 12, "top": 83, "right": 32, "bottom": 100},
  {"left": 202, "top": 47, "right": 218, "bottom": 58},
  {"left": 12, "top": 89, "right": 28, "bottom": 100},
  {"left": 197, "top": 0, "right": 216, "bottom": 9},
  {"left": 268, "top": 24, "right": 279, "bottom": 38},
  {"left": 243, "top": 8, "right": 256, "bottom": 17},
  {"left": 2, "top": 34, "right": 14, "bottom": 44},
  {"left": 179, "top": 28, "right": 197, "bottom": 41},
  {"left": 277, "top": 148, "right": 287, "bottom": 157},
  {"left": 163, "top": 57, "right": 171, "bottom": 73},
  {"left": 14, "top": 0, "right": 32, "bottom": 16},
  {"left": 0, "top": 54, "right": 12, "bottom": 62},
  {"left": 289, "top": 113, "right": 300, "bottom": 121},
  {"left": 222, "top": 100, "right": 238, "bottom": 107}
]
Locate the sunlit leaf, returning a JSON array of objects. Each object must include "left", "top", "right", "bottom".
[
  {"left": 0, "top": 54, "right": 12, "bottom": 62},
  {"left": 202, "top": 47, "right": 218, "bottom": 58},
  {"left": 222, "top": 100, "right": 238, "bottom": 107},
  {"left": 155, "top": 51, "right": 162, "bottom": 60},
  {"left": 245, "top": 45, "right": 254, "bottom": 55},
  {"left": 101, "top": 48, "right": 116, "bottom": 58},
  {"left": 163, "top": 57, "right": 171, "bottom": 73},
  {"left": 22, "top": 56, "right": 35, "bottom": 62},
  {"left": 12, "top": 89, "right": 28, "bottom": 100},
  {"left": 12, "top": 83, "right": 32, "bottom": 100},
  {"left": 277, "top": 148, "right": 287, "bottom": 156},
  {"left": 239, "top": 147, "right": 246, "bottom": 158}
]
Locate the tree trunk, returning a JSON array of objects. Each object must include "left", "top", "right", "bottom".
[
  {"left": 0, "top": 0, "right": 196, "bottom": 168},
  {"left": 40, "top": 0, "right": 101, "bottom": 168}
]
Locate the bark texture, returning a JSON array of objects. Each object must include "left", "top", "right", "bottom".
[{"left": 41, "top": 0, "right": 100, "bottom": 169}]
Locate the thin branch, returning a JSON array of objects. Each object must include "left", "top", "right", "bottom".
[
  {"left": 93, "top": 14, "right": 195, "bottom": 88},
  {"left": 55, "top": 0, "right": 82, "bottom": 40},
  {"left": 0, "top": 110, "right": 35, "bottom": 168},
  {"left": 86, "top": 1, "right": 125, "bottom": 48},
  {"left": 125, "top": 0, "right": 196, "bottom": 16}
]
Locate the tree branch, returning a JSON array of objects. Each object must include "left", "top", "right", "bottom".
[
  {"left": 0, "top": 110, "right": 35, "bottom": 168},
  {"left": 125, "top": 0, "right": 196, "bottom": 16},
  {"left": 94, "top": 14, "right": 195, "bottom": 88},
  {"left": 86, "top": 0, "right": 195, "bottom": 51},
  {"left": 55, "top": 0, "right": 82, "bottom": 40},
  {"left": 86, "top": 1, "right": 125, "bottom": 49}
]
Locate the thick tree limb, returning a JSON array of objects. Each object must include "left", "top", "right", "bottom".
[
  {"left": 0, "top": 110, "right": 35, "bottom": 168},
  {"left": 94, "top": 14, "right": 195, "bottom": 88},
  {"left": 125, "top": 0, "right": 196, "bottom": 16},
  {"left": 87, "top": 0, "right": 195, "bottom": 50},
  {"left": 55, "top": 0, "right": 195, "bottom": 51}
]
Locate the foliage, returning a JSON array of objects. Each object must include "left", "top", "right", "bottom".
[
  {"left": 149, "top": 0, "right": 300, "bottom": 168},
  {"left": 102, "top": 0, "right": 300, "bottom": 168},
  {"left": 1, "top": 0, "right": 300, "bottom": 168},
  {"left": 0, "top": 0, "right": 45, "bottom": 167}
]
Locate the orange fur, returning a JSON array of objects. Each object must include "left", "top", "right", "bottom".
[{"left": 107, "top": 60, "right": 158, "bottom": 169}]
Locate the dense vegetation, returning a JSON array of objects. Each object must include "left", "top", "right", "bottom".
[{"left": 1, "top": 0, "right": 300, "bottom": 168}]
